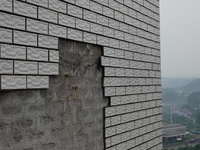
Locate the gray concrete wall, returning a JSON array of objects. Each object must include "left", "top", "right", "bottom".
[{"left": 0, "top": 39, "right": 108, "bottom": 150}]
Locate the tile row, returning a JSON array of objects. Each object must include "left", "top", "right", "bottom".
[
  {"left": 103, "top": 47, "right": 160, "bottom": 61},
  {"left": 1, "top": 75, "right": 49, "bottom": 89},
  {"left": 109, "top": 93, "right": 162, "bottom": 106},
  {"left": 0, "top": 59, "right": 58, "bottom": 75},
  {"left": 104, "top": 85, "right": 161, "bottom": 97},
  {"left": 105, "top": 116, "right": 162, "bottom": 138},
  {"left": 103, "top": 77, "right": 161, "bottom": 87},
  {"left": 104, "top": 67, "right": 161, "bottom": 77},
  {"left": 105, "top": 107, "right": 162, "bottom": 127},
  {"left": 103, "top": 46, "right": 160, "bottom": 61},
  {"left": 105, "top": 128, "right": 162, "bottom": 149},
  {"left": 0, "top": 27, "right": 59, "bottom": 49},
  {"left": 101, "top": 56, "right": 160, "bottom": 68},
  {"left": 103, "top": 62, "right": 160, "bottom": 75},
  {"left": 0, "top": 43, "right": 59, "bottom": 62},
  {"left": 105, "top": 100, "right": 162, "bottom": 117}
]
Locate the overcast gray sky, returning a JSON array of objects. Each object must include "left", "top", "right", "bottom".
[{"left": 160, "top": 0, "right": 200, "bottom": 78}]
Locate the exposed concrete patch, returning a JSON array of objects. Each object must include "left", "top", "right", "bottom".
[{"left": 0, "top": 39, "right": 108, "bottom": 150}]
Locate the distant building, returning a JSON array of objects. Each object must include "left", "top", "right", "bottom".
[{"left": 163, "top": 124, "right": 186, "bottom": 142}]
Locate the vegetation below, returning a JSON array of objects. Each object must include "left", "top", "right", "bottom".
[
  {"left": 162, "top": 107, "right": 197, "bottom": 131},
  {"left": 164, "top": 144, "right": 200, "bottom": 150},
  {"left": 162, "top": 78, "right": 200, "bottom": 150}
]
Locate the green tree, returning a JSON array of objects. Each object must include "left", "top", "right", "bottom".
[
  {"left": 187, "top": 92, "right": 200, "bottom": 111},
  {"left": 162, "top": 88, "right": 180, "bottom": 103},
  {"left": 178, "top": 146, "right": 194, "bottom": 150},
  {"left": 194, "top": 144, "right": 200, "bottom": 150},
  {"left": 195, "top": 110, "right": 200, "bottom": 124},
  {"left": 176, "top": 144, "right": 200, "bottom": 150}
]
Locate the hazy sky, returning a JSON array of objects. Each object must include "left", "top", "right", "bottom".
[{"left": 160, "top": 0, "right": 200, "bottom": 78}]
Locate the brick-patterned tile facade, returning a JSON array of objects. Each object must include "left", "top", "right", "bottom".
[{"left": 0, "top": 0, "right": 162, "bottom": 149}]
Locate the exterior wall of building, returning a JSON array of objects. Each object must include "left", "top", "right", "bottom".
[
  {"left": 0, "top": 39, "right": 107, "bottom": 150},
  {"left": 0, "top": 0, "right": 162, "bottom": 150}
]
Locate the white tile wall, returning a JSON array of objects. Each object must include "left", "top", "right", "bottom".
[
  {"left": 14, "top": 0, "right": 37, "bottom": 18},
  {"left": 39, "top": 62, "right": 59, "bottom": 75},
  {"left": 0, "top": 0, "right": 12, "bottom": 12},
  {"left": 27, "top": 19, "right": 48, "bottom": 34},
  {"left": 0, "top": 0, "right": 161, "bottom": 149},
  {"left": 14, "top": 30, "right": 37, "bottom": 46},
  {"left": 0, "top": 59, "right": 13, "bottom": 74},
  {"left": 0, "top": 12, "right": 25, "bottom": 30},
  {"left": 1, "top": 75, "right": 26, "bottom": 89},
  {"left": 1, "top": 44, "right": 26, "bottom": 60},
  {"left": 14, "top": 61, "right": 38, "bottom": 74},
  {"left": 0, "top": 27, "right": 12, "bottom": 43},
  {"left": 27, "top": 76, "right": 49, "bottom": 88},
  {"left": 27, "top": 47, "right": 48, "bottom": 61}
]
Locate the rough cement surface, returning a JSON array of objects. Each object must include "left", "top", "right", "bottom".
[{"left": 0, "top": 39, "right": 108, "bottom": 150}]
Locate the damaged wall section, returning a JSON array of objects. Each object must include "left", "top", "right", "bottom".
[{"left": 0, "top": 39, "right": 108, "bottom": 150}]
